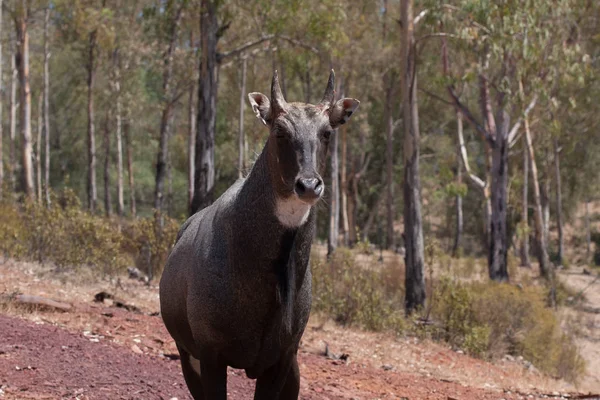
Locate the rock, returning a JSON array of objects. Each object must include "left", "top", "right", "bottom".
[{"left": 131, "top": 344, "right": 144, "bottom": 354}]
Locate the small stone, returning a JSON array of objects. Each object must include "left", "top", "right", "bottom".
[{"left": 131, "top": 344, "right": 144, "bottom": 354}]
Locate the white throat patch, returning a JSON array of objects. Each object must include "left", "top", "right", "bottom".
[{"left": 275, "top": 196, "right": 311, "bottom": 228}]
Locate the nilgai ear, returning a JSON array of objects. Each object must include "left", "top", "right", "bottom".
[
  {"left": 329, "top": 98, "right": 360, "bottom": 128},
  {"left": 248, "top": 92, "right": 271, "bottom": 125}
]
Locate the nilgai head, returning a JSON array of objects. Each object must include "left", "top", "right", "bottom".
[{"left": 248, "top": 70, "right": 360, "bottom": 228}]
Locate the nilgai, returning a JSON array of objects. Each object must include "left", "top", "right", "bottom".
[{"left": 159, "top": 70, "right": 359, "bottom": 399}]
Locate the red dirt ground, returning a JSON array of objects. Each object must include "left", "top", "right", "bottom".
[
  {"left": 0, "top": 260, "right": 595, "bottom": 399},
  {"left": 0, "top": 314, "right": 545, "bottom": 400}
]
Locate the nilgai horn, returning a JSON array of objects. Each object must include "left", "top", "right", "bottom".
[{"left": 159, "top": 70, "right": 359, "bottom": 399}]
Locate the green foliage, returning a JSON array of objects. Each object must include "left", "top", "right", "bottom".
[
  {"left": 312, "top": 248, "right": 405, "bottom": 333},
  {"left": 429, "top": 277, "right": 585, "bottom": 381},
  {"left": 123, "top": 213, "right": 179, "bottom": 280},
  {"left": 429, "top": 276, "right": 490, "bottom": 356},
  {"left": 0, "top": 191, "right": 127, "bottom": 274},
  {"left": 0, "top": 192, "right": 178, "bottom": 280},
  {"left": 311, "top": 248, "right": 585, "bottom": 382}
]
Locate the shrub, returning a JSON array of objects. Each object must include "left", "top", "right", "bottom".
[
  {"left": 0, "top": 200, "right": 28, "bottom": 260},
  {"left": 428, "top": 276, "right": 490, "bottom": 356},
  {"left": 123, "top": 214, "right": 179, "bottom": 280},
  {"left": 430, "top": 277, "right": 585, "bottom": 381},
  {"left": 0, "top": 191, "right": 179, "bottom": 280},
  {"left": 311, "top": 248, "right": 405, "bottom": 332},
  {"left": 311, "top": 248, "right": 584, "bottom": 383}
]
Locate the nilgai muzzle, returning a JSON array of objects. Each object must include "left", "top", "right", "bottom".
[{"left": 159, "top": 70, "right": 359, "bottom": 399}]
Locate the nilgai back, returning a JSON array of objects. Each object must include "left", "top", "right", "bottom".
[{"left": 159, "top": 70, "right": 359, "bottom": 399}]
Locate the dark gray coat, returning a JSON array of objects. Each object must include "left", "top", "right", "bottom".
[{"left": 159, "top": 70, "right": 359, "bottom": 400}]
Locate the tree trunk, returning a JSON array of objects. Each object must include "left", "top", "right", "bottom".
[
  {"left": 191, "top": 0, "right": 219, "bottom": 214},
  {"left": 36, "top": 94, "right": 42, "bottom": 202},
  {"left": 115, "top": 86, "right": 125, "bottom": 217},
  {"left": 167, "top": 135, "right": 173, "bottom": 216},
  {"left": 524, "top": 114, "right": 550, "bottom": 277},
  {"left": 585, "top": 199, "right": 591, "bottom": 262},
  {"left": 385, "top": 73, "right": 395, "bottom": 250},
  {"left": 553, "top": 138, "right": 564, "bottom": 266},
  {"left": 0, "top": 0, "right": 4, "bottom": 197},
  {"left": 340, "top": 124, "right": 349, "bottom": 246},
  {"left": 520, "top": 143, "right": 531, "bottom": 266},
  {"left": 363, "top": 191, "right": 384, "bottom": 238},
  {"left": 124, "top": 113, "right": 136, "bottom": 217},
  {"left": 154, "top": 103, "right": 172, "bottom": 214},
  {"left": 452, "top": 116, "right": 463, "bottom": 257},
  {"left": 401, "top": 0, "right": 426, "bottom": 313},
  {"left": 303, "top": 64, "right": 311, "bottom": 103},
  {"left": 110, "top": 50, "right": 123, "bottom": 216},
  {"left": 188, "top": 30, "right": 198, "bottom": 212},
  {"left": 103, "top": 109, "right": 112, "bottom": 217},
  {"left": 16, "top": 5, "right": 34, "bottom": 200},
  {"left": 328, "top": 121, "right": 340, "bottom": 257},
  {"left": 9, "top": 48, "right": 17, "bottom": 191},
  {"left": 238, "top": 57, "right": 247, "bottom": 179},
  {"left": 488, "top": 111, "right": 510, "bottom": 281},
  {"left": 86, "top": 30, "right": 98, "bottom": 212},
  {"left": 541, "top": 179, "right": 550, "bottom": 251},
  {"left": 43, "top": 6, "right": 50, "bottom": 206},
  {"left": 154, "top": 5, "right": 182, "bottom": 214},
  {"left": 452, "top": 166, "right": 464, "bottom": 257},
  {"left": 347, "top": 174, "right": 357, "bottom": 245}
]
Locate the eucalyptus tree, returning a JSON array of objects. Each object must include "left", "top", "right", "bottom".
[
  {"left": 43, "top": 4, "right": 51, "bottom": 206},
  {"left": 424, "top": 0, "right": 585, "bottom": 280},
  {"left": 7, "top": 0, "right": 35, "bottom": 199},
  {"left": 54, "top": 0, "right": 116, "bottom": 212},
  {"left": 401, "top": 0, "right": 426, "bottom": 313},
  {"left": 0, "top": 0, "right": 4, "bottom": 198},
  {"left": 152, "top": 0, "right": 185, "bottom": 217}
]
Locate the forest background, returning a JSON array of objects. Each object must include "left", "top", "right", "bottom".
[{"left": 0, "top": 0, "right": 599, "bottom": 386}]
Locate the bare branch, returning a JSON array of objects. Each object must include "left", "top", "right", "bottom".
[
  {"left": 277, "top": 35, "right": 319, "bottom": 54},
  {"left": 456, "top": 113, "right": 486, "bottom": 190},
  {"left": 478, "top": 69, "right": 496, "bottom": 144},
  {"left": 441, "top": 35, "right": 491, "bottom": 144},
  {"left": 219, "top": 46, "right": 278, "bottom": 69},
  {"left": 217, "top": 35, "right": 275, "bottom": 63},
  {"left": 419, "top": 87, "right": 454, "bottom": 106},
  {"left": 414, "top": 9, "right": 429, "bottom": 25},
  {"left": 218, "top": 35, "right": 319, "bottom": 63},
  {"left": 415, "top": 32, "right": 463, "bottom": 48},
  {"left": 447, "top": 85, "right": 490, "bottom": 142},
  {"left": 356, "top": 153, "right": 371, "bottom": 178},
  {"left": 508, "top": 94, "right": 538, "bottom": 148}
]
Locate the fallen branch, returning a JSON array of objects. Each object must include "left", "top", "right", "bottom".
[
  {"left": 14, "top": 294, "right": 72, "bottom": 312},
  {"left": 94, "top": 291, "right": 142, "bottom": 314},
  {"left": 579, "top": 305, "right": 600, "bottom": 315}
]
